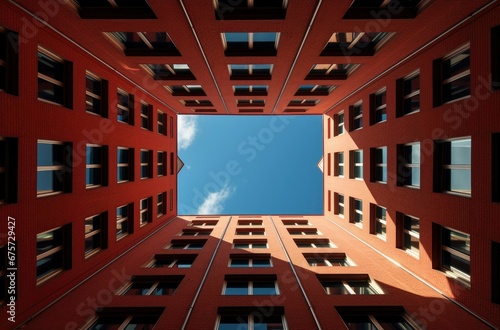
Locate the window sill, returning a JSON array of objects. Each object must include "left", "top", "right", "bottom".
[
  {"left": 116, "top": 233, "right": 128, "bottom": 241},
  {"left": 442, "top": 94, "right": 471, "bottom": 106},
  {"left": 86, "top": 110, "right": 104, "bottom": 117},
  {"left": 401, "top": 184, "right": 420, "bottom": 190},
  {"left": 442, "top": 270, "right": 471, "bottom": 289},
  {"left": 404, "top": 249, "right": 420, "bottom": 259},
  {"left": 440, "top": 191, "right": 472, "bottom": 198},
  {"left": 399, "top": 109, "right": 420, "bottom": 117},
  {"left": 117, "top": 180, "right": 131, "bottom": 184},
  {"left": 38, "top": 97, "right": 65, "bottom": 107},
  {"left": 86, "top": 184, "right": 102, "bottom": 190},
  {"left": 85, "top": 248, "right": 101, "bottom": 259},
  {"left": 36, "top": 268, "right": 63, "bottom": 286},
  {"left": 37, "top": 191, "right": 64, "bottom": 198}
]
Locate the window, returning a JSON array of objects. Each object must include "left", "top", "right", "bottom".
[
  {"left": 170, "top": 117, "right": 174, "bottom": 138},
  {"left": 296, "top": 85, "right": 336, "bottom": 96},
  {"left": 236, "top": 229, "right": 265, "bottom": 236},
  {"left": 157, "top": 151, "right": 166, "bottom": 176},
  {"left": 85, "top": 308, "right": 162, "bottom": 329},
  {"left": 343, "top": 0, "right": 426, "bottom": 19},
  {"left": 166, "top": 84, "right": 205, "bottom": 96},
  {"left": 170, "top": 153, "right": 175, "bottom": 175},
  {"left": 335, "top": 193, "right": 344, "bottom": 217},
  {"left": 140, "top": 150, "right": 152, "bottom": 179},
  {"left": 350, "top": 198, "right": 363, "bottom": 227},
  {"left": 234, "top": 85, "right": 268, "bottom": 96},
  {"left": 492, "top": 241, "right": 500, "bottom": 303},
  {"left": 305, "top": 253, "right": 352, "bottom": 266},
  {"left": 168, "top": 240, "right": 206, "bottom": 250},
  {"left": 142, "top": 64, "right": 195, "bottom": 80},
  {"left": 288, "top": 99, "right": 319, "bottom": 107},
  {"left": 73, "top": 0, "right": 156, "bottom": 19},
  {"left": 170, "top": 188, "right": 174, "bottom": 211},
  {"left": 238, "top": 220, "right": 263, "bottom": 226},
  {"left": 0, "top": 137, "right": 18, "bottom": 204},
  {"left": 334, "top": 152, "right": 344, "bottom": 177},
  {"left": 85, "top": 72, "right": 107, "bottom": 117},
  {"left": 237, "top": 99, "right": 265, "bottom": 107},
  {"left": 36, "top": 225, "right": 71, "bottom": 284},
  {"left": 288, "top": 229, "right": 320, "bottom": 235},
  {"left": 181, "top": 229, "right": 212, "bottom": 236},
  {"left": 214, "top": 0, "right": 287, "bottom": 20},
  {"left": 397, "top": 143, "right": 420, "bottom": 187},
  {"left": 350, "top": 102, "right": 363, "bottom": 130},
  {"left": 106, "top": 32, "right": 179, "bottom": 56},
  {"left": 116, "top": 89, "right": 134, "bottom": 125},
  {"left": 140, "top": 102, "right": 152, "bottom": 130},
  {"left": 397, "top": 213, "right": 419, "bottom": 257},
  {"left": 372, "top": 147, "right": 387, "bottom": 183},
  {"left": 397, "top": 71, "right": 420, "bottom": 117},
  {"left": 37, "top": 140, "right": 72, "bottom": 197},
  {"left": 121, "top": 276, "right": 183, "bottom": 296},
  {"left": 38, "top": 46, "right": 72, "bottom": 108},
  {"left": 86, "top": 145, "right": 107, "bottom": 188},
  {"left": 223, "top": 277, "right": 278, "bottom": 295},
  {"left": 322, "top": 32, "right": 392, "bottom": 56},
  {"left": 492, "top": 26, "right": 500, "bottom": 91},
  {"left": 116, "top": 203, "right": 133, "bottom": 240},
  {"left": 157, "top": 192, "right": 166, "bottom": 217},
  {"left": 157, "top": 110, "right": 166, "bottom": 135},
  {"left": 434, "top": 137, "right": 471, "bottom": 195},
  {"left": 438, "top": 226, "right": 471, "bottom": 283},
  {"left": 140, "top": 197, "right": 152, "bottom": 226},
  {"left": 0, "top": 27, "right": 19, "bottom": 95},
  {"left": 371, "top": 89, "right": 387, "bottom": 124},
  {"left": 229, "top": 64, "right": 272, "bottom": 79},
  {"left": 294, "top": 239, "right": 333, "bottom": 248},
  {"left": 0, "top": 246, "right": 5, "bottom": 302},
  {"left": 85, "top": 213, "right": 107, "bottom": 258},
  {"left": 371, "top": 205, "right": 387, "bottom": 240},
  {"left": 149, "top": 254, "right": 197, "bottom": 268},
  {"left": 336, "top": 111, "right": 344, "bottom": 135},
  {"left": 433, "top": 45, "right": 470, "bottom": 106},
  {"left": 216, "top": 310, "right": 287, "bottom": 330},
  {"left": 229, "top": 255, "right": 272, "bottom": 268},
  {"left": 494, "top": 134, "right": 500, "bottom": 202},
  {"left": 117, "top": 147, "right": 133, "bottom": 182},
  {"left": 281, "top": 219, "right": 310, "bottom": 226},
  {"left": 191, "top": 220, "right": 218, "bottom": 226},
  {"left": 337, "top": 307, "right": 417, "bottom": 329},
  {"left": 327, "top": 153, "right": 331, "bottom": 176},
  {"left": 183, "top": 99, "right": 213, "bottom": 107},
  {"left": 319, "top": 275, "right": 382, "bottom": 295},
  {"left": 307, "top": 63, "right": 358, "bottom": 80},
  {"left": 233, "top": 240, "right": 268, "bottom": 249},
  {"left": 222, "top": 32, "right": 279, "bottom": 56},
  {"left": 350, "top": 150, "right": 363, "bottom": 179}
]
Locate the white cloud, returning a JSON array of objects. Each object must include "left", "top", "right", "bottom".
[
  {"left": 177, "top": 115, "right": 198, "bottom": 150},
  {"left": 197, "top": 185, "right": 234, "bottom": 215}
]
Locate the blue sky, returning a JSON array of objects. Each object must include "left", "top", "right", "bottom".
[{"left": 177, "top": 115, "right": 323, "bottom": 215}]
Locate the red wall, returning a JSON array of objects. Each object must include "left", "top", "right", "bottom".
[
  {"left": 324, "top": 5, "right": 500, "bottom": 328},
  {"left": 0, "top": 3, "right": 177, "bottom": 328}
]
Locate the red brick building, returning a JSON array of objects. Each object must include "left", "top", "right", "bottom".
[{"left": 0, "top": 0, "right": 499, "bottom": 329}]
